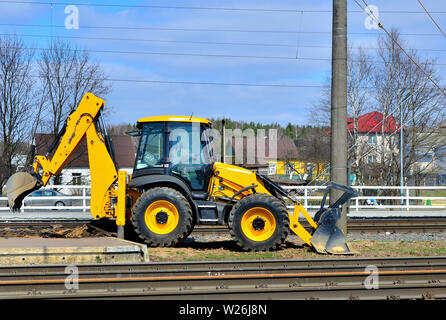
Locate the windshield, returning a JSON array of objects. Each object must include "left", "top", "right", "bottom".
[{"left": 135, "top": 122, "right": 164, "bottom": 170}]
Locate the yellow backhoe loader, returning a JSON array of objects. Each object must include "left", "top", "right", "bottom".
[{"left": 5, "top": 93, "right": 357, "bottom": 254}]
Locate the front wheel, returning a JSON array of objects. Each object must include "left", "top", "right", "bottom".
[
  {"left": 132, "top": 187, "right": 193, "bottom": 247},
  {"left": 228, "top": 194, "right": 289, "bottom": 251}
]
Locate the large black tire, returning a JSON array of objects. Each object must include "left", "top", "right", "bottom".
[
  {"left": 132, "top": 187, "right": 193, "bottom": 247},
  {"left": 228, "top": 193, "right": 289, "bottom": 252}
]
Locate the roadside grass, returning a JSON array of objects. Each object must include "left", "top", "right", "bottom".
[
  {"left": 351, "top": 240, "right": 446, "bottom": 256},
  {"left": 147, "top": 238, "right": 446, "bottom": 262}
]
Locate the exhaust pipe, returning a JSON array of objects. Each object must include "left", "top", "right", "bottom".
[{"left": 5, "top": 172, "right": 43, "bottom": 211}]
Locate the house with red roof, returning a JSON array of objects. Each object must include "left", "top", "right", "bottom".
[
  {"left": 347, "top": 111, "right": 399, "bottom": 134},
  {"left": 346, "top": 111, "right": 401, "bottom": 165}
]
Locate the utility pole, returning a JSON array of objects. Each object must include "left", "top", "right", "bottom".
[
  {"left": 222, "top": 119, "right": 226, "bottom": 163},
  {"left": 400, "top": 105, "right": 404, "bottom": 205},
  {"left": 330, "top": 0, "right": 348, "bottom": 233}
]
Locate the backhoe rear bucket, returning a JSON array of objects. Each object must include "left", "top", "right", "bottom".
[{"left": 5, "top": 172, "right": 42, "bottom": 211}]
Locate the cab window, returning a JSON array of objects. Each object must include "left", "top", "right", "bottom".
[{"left": 135, "top": 122, "right": 164, "bottom": 170}]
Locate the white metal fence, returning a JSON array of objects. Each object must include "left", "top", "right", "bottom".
[
  {"left": 1, "top": 184, "right": 445, "bottom": 212},
  {"left": 282, "top": 185, "right": 446, "bottom": 210}
]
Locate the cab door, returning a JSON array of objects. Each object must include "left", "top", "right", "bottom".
[{"left": 167, "top": 122, "right": 213, "bottom": 191}]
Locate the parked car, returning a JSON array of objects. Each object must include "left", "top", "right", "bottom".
[{"left": 23, "top": 189, "right": 73, "bottom": 208}]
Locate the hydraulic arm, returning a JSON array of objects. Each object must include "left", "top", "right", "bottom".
[{"left": 5, "top": 93, "right": 127, "bottom": 225}]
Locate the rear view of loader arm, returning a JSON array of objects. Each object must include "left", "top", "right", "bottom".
[{"left": 6, "top": 93, "right": 125, "bottom": 222}]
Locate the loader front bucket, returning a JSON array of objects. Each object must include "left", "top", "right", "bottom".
[
  {"left": 310, "top": 207, "right": 351, "bottom": 254},
  {"left": 310, "top": 182, "right": 358, "bottom": 255},
  {"left": 288, "top": 200, "right": 352, "bottom": 255},
  {"left": 5, "top": 172, "right": 42, "bottom": 211}
]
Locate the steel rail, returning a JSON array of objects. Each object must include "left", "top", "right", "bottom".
[
  {"left": 1, "top": 256, "right": 446, "bottom": 275},
  {"left": 0, "top": 218, "right": 445, "bottom": 234},
  {"left": 0, "top": 221, "right": 92, "bottom": 227},
  {"left": 192, "top": 219, "right": 446, "bottom": 235},
  {"left": 0, "top": 257, "right": 446, "bottom": 299},
  {"left": 0, "top": 259, "right": 446, "bottom": 299}
]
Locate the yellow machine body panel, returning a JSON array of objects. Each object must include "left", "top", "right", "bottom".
[
  {"left": 208, "top": 162, "right": 270, "bottom": 201},
  {"left": 207, "top": 162, "right": 320, "bottom": 247},
  {"left": 85, "top": 123, "right": 119, "bottom": 219}
]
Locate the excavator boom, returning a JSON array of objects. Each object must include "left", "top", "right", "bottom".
[{"left": 5, "top": 93, "right": 125, "bottom": 223}]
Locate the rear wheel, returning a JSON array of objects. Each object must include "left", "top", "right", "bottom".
[
  {"left": 228, "top": 193, "right": 289, "bottom": 251},
  {"left": 132, "top": 187, "right": 193, "bottom": 247}
]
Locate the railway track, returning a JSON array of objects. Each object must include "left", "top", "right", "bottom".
[
  {"left": 192, "top": 218, "right": 446, "bottom": 235},
  {"left": 1, "top": 218, "right": 445, "bottom": 237},
  {"left": 0, "top": 220, "right": 92, "bottom": 227},
  {"left": 0, "top": 256, "right": 446, "bottom": 299}
]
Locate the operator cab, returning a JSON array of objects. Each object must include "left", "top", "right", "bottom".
[{"left": 131, "top": 116, "right": 215, "bottom": 192}]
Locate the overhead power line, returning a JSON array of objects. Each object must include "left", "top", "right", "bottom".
[
  {"left": 416, "top": 0, "right": 446, "bottom": 39},
  {"left": 27, "top": 75, "right": 325, "bottom": 88},
  {"left": 1, "top": 23, "right": 446, "bottom": 37},
  {"left": 0, "top": 33, "right": 307, "bottom": 48},
  {"left": 0, "top": 23, "right": 334, "bottom": 34},
  {"left": 22, "top": 73, "right": 446, "bottom": 90},
  {"left": 0, "top": 0, "right": 329, "bottom": 12},
  {"left": 3, "top": 45, "right": 446, "bottom": 66},
  {"left": 2, "top": 33, "right": 446, "bottom": 53},
  {"left": 7, "top": 45, "right": 332, "bottom": 61},
  {"left": 354, "top": 0, "right": 446, "bottom": 97},
  {"left": 1, "top": 1, "right": 446, "bottom": 14}
]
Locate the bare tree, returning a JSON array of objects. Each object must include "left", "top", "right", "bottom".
[
  {"left": 311, "top": 45, "right": 373, "bottom": 180},
  {"left": 347, "top": 47, "right": 373, "bottom": 170},
  {"left": 0, "top": 35, "right": 41, "bottom": 185},
  {"left": 312, "top": 29, "right": 446, "bottom": 188},
  {"left": 363, "top": 29, "right": 446, "bottom": 188},
  {"left": 311, "top": 46, "right": 373, "bottom": 126},
  {"left": 38, "top": 39, "right": 112, "bottom": 135}
]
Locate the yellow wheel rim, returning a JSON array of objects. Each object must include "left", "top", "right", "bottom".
[
  {"left": 240, "top": 207, "right": 276, "bottom": 242},
  {"left": 144, "top": 200, "right": 179, "bottom": 235}
]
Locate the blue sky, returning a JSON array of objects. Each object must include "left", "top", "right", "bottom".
[{"left": 0, "top": 0, "right": 445, "bottom": 126}]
